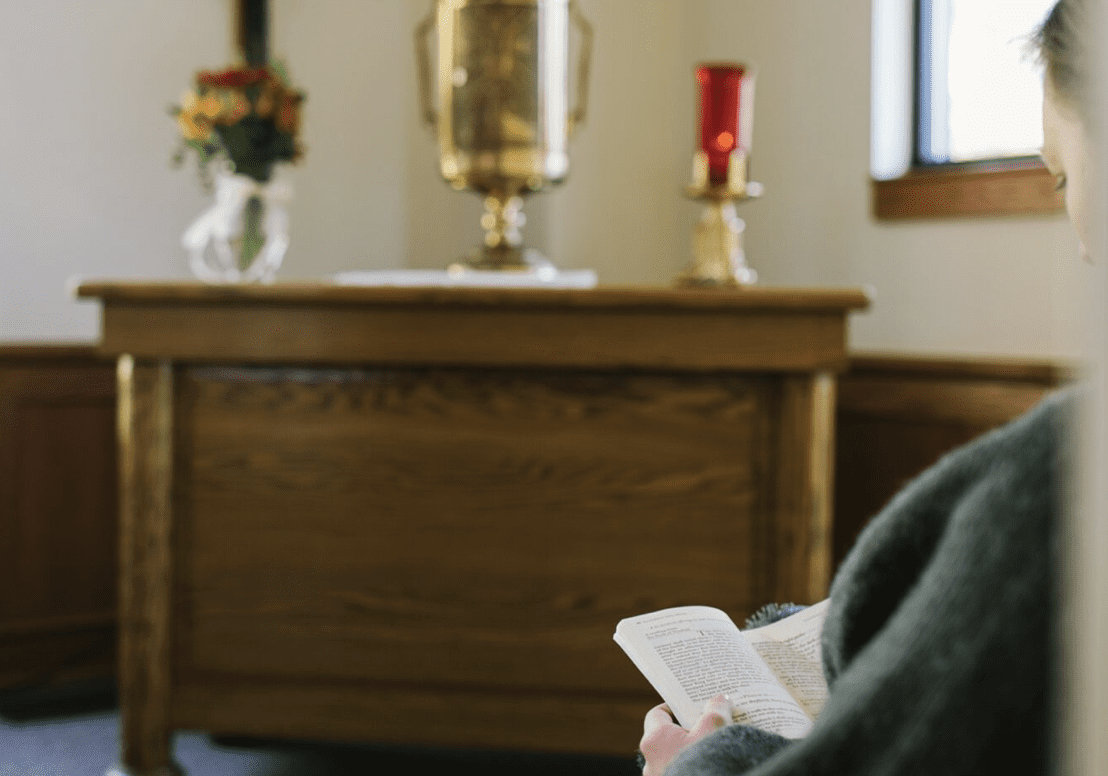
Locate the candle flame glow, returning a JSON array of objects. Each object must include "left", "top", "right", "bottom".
[{"left": 715, "top": 131, "right": 734, "bottom": 151}]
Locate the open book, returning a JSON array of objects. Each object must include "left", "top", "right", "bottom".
[{"left": 613, "top": 599, "right": 831, "bottom": 739}]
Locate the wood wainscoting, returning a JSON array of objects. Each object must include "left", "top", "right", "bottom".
[
  {"left": 833, "top": 353, "right": 1071, "bottom": 570},
  {"left": 0, "top": 343, "right": 1070, "bottom": 699},
  {"left": 0, "top": 345, "right": 118, "bottom": 691}
]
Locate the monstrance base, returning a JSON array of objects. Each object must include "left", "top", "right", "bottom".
[{"left": 456, "top": 244, "right": 556, "bottom": 274}]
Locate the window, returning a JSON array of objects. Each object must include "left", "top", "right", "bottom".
[
  {"left": 873, "top": 0, "right": 1064, "bottom": 220},
  {"left": 918, "top": 0, "right": 1054, "bottom": 164}
]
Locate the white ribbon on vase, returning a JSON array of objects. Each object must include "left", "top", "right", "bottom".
[{"left": 183, "top": 164, "right": 292, "bottom": 283}]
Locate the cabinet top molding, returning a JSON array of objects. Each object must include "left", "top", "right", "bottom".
[
  {"left": 76, "top": 282, "right": 872, "bottom": 314},
  {"left": 78, "top": 282, "right": 870, "bottom": 372}
]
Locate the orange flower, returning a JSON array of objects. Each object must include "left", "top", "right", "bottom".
[
  {"left": 254, "top": 81, "right": 279, "bottom": 119},
  {"left": 198, "top": 92, "right": 224, "bottom": 120},
  {"left": 177, "top": 109, "right": 211, "bottom": 142},
  {"left": 174, "top": 90, "right": 212, "bottom": 141},
  {"left": 276, "top": 93, "right": 302, "bottom": 134},
  {"left": 213, "top": 91, "right": 252, "bottom": 125}
]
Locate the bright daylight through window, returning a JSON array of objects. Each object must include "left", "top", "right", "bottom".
[{"left": 917, "top": 0, "right": 1057, "bottom": 164}]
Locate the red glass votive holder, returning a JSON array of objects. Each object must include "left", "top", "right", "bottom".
[{"left": 696, "top": 63, "right": 749, "bottom": 187}]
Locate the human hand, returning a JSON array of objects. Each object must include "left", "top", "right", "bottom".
[{"left": 639, "top": 694, "right": 734, "bottom": 776}]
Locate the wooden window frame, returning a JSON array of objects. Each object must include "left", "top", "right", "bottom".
[
  {"left": 873, "top": 0, "right": 1064, "bottom": 221},
  {"left": 872, "top": 158, "right": 1064, "bottom": 220}
]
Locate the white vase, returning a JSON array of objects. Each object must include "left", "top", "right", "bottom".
[{"left": 182, "top": 164, "right": 291, "bottom": 283}]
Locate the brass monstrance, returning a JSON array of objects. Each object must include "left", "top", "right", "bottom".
[{"left": 416, "top": 0, "right": 592, "bottom": 272}]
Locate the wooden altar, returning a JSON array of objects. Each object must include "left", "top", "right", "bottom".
[{"left": 77, "top": 281, "right": 868, "bottom": 774}]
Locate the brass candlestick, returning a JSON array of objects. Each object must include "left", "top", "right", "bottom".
[
  {"left": 678, "top": 62, "right": 760, "bottom": 288},
  {"left": 678, "top": 149, "right": 762, "bottom": 287}
]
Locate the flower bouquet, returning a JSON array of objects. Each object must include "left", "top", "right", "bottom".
[{"left": 172, "top": 64, "right": 305, "bottom": 283}]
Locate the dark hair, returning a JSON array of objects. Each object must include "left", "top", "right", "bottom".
[{"left": 1036, "top": 0, "right": 1088, "bottom": 110}]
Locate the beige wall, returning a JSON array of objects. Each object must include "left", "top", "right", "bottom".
[
  {"left": 0, "top": 0, "right": 1085, "bottom": 360},
  {"left": 0, "top": 0, "right": 230, "bottom": 340},
  {"left": 270, "top": 0, "right": 410, "bottom": 276}
]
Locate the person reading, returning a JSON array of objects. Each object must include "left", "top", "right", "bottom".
[{"left": 637, "top": 1, "right": 1091, "bottom": 773}]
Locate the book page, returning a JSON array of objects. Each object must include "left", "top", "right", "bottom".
[
  {"left": 741, "top": 599, "right": 831, "bottom": 719},
  {"left": 614, "top": 606, "right": 814, "bottom": 738}
]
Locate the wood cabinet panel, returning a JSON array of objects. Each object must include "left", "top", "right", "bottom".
[
  {"left": 0, "top": 348, "right": 118, "bottom": 689},
  {"left": 832, "top": 354, "right": 1069, "bottom": 569},
  {"left": 172, "top": 367, "right": 774, "bottom": 694},
  {"left": 170, "top": 680, "right": 652, "bottom": 754}
]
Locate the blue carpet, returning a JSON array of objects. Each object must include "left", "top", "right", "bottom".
[{"left": 0, "top": 680, "right": 638, "bottom": 776}]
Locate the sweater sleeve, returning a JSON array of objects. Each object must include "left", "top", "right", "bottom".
[{"left": 667, "top": 390, "right": 1068, "bottom": 776}]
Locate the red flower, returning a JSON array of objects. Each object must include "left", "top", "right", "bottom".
[{"left": 197, "top": 66, "right": 269, "bottom": 89}]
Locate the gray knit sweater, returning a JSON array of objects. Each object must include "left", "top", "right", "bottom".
[{"left": 667, "top": 390, "right": 1069, "bottom": 776}]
